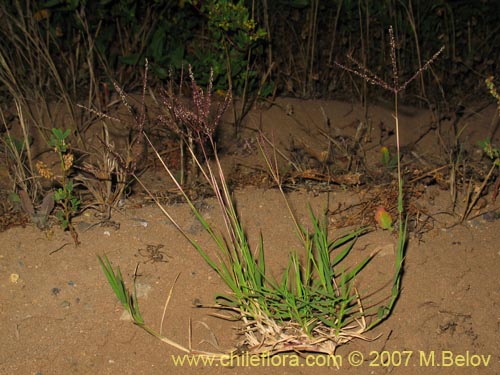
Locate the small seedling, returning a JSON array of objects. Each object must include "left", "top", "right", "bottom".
[
  {"left": 380, "top": 146, "right": 398, "bottom": 169},
  {"left": 48, "top": 128, "right": 80, "bottom": 245}
]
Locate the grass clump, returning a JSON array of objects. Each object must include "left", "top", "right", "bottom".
[
  {"left": 99, "top": 63, "right": 406, "bottom": 358},
  {"left": 149, "top": 67, "right": 396, "bottom": 355}
]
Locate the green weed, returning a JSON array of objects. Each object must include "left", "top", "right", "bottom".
[{"left": 49, "top": 128, "right": 80, "bottom": 245}]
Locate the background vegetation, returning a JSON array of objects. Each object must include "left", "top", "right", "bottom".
[
  {"left": 0, "top": 0, "right": 499, "bottom": 233},
  {"left": 1, "top": 0, "right": 498, "bottom": 103}
]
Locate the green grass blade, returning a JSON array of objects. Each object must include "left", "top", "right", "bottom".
[{"left": 97, "top": 255, "right": 143, "bottom": 325}]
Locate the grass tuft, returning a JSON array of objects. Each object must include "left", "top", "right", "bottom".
[
  {"left": 108, "top": 65, "right": 406, "bottom": 356},
  {"left": 99, "top": 25, "right": 442, "bottom": 356}
]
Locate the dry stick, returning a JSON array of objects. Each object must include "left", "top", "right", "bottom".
[
  {"left": 449, "top": 151, "right": 458, "bottom": 211},
  {"left": 449, "top": 120, "right": 470, "bottom": 211},
  {"left": 160, "top": 273, "right": 181, "bottom": 336},
  {"left": 462, "top": 163, "right": 497, "bottom": 222},
  {"left": 259, "top": 132, "right": 301, "bottom": 172},
  {"left": 133, "top": 136, "right": 196, "bottom": 244},
  {"left": 257, "top": 61, "right": 275, "bottom": 98},
  {"left": 363, "top": 0, "right": 372, "bottom": 141},
  {"left": 327, "top": 0, "right": 343, "bottom": 66},
  {"left": 408, "top": 165, "right": 449, "bottom": 183},
  {"left": 257, "top": 135, "right": 305, "bottom": 243},
  {"left": 15, "top": 101, "right": 35, "bottom": 191},
  {"left": 138, "top": 324, "right": 191, "bottom": 354},
  {"left": 262, "top": 0, "right": 273, "bottom": 70},
  {"left": 487, "top": 107, "right": 500, "bottom": 141},
  {"left": 307, "top": 0, "right": 319, "bottom": 95},
  {"left": 223, "top": 39, "right": 238, "bottom": 136},
  {"left": 81, "top": 15, "right": 101, "bottom": 114},
  {"left": 235, "top": 46, "right": 253, "bottom": 132},
  {"left": 319, "top": 106, "right": 333, "bottom": 163},
  {"left": 358, "top": 0, "right": 368, "bottom": 109},
  {"left": 0, "top": 19, "right": 52, "bottom": 150},
  {"left": 404, "top": 0, "right": 426, "bottom": 99}
]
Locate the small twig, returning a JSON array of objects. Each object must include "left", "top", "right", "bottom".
[
  {"left": 160, "top": 273, "right": 181, "bottom": 336},
  {"left": 49, "top": 242, "right": 71, "bottom": 255},
  {"left": 462, "top": 163, "right": 497, "bottom": 222},
  {"left": 259, "top": 132, "right": 301, "bottom": 172},
  {"left": 408, "top": 165, "right": 449, "bottom": 183}
]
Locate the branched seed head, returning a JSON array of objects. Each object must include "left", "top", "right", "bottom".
[
  {"left": 335, "top": 26, "right": 444, "bottom": 95},
  {"left": 160, "top": 65, "right": 231, "bottom": 145}
]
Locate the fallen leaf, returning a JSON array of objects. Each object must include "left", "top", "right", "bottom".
[{"left": 375, "top": 207, "right": 393, "bottom": 230}]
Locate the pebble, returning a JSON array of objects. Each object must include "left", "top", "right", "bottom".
[{"left": 9, "top": 273, "right": 20, "bottom": 283}]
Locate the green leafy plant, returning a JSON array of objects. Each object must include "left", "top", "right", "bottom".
[
  {"left": 190, "top": 0, "right": 266, "bottom": 91},
  {"left": 189, "top": 0, "right": 268, "bottom": 133},
  {"left": 49, "top": 128, "right": 80, "bottom": 245}
]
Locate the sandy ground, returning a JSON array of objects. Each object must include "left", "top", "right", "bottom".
[{"left": 1, "top": 98, "right": 499, "bottom": 374}]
